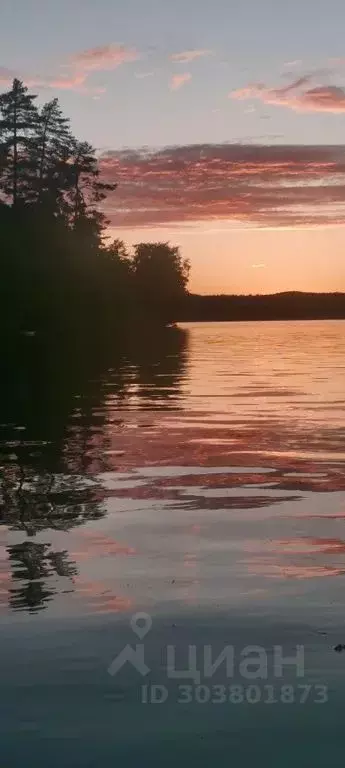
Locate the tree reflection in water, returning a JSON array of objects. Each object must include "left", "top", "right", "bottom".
[{"left": 0, "top": 325, "right": 188, "bottom": 612}]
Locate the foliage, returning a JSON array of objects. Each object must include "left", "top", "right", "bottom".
[
  {"left": 131, "top": 241, "right": 190, "bottom": 322},
  {"left": 0, "top": 79, "right": 190, "bottom": 338}
]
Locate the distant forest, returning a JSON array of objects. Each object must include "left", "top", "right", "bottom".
[
  {"left": 0, "top": 79, "right": 344, "bottom": 340},
  {"left": 179, "top": 292, "right": 345, "bottom": 322}
]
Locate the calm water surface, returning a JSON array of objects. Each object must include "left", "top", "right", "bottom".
[{"left": 1, "top": 320, "right": 345, "bottom": 766}]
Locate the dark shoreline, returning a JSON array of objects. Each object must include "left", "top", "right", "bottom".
[{"left": 177, "top": 291, "right": 345, "bottom": 322}]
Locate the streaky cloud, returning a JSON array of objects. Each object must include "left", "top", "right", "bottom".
[
  {"left": 231, "top": 74, "right": 345, "bottom": 113},
  {"left": 99, "top": 142, "right": 345, "bottom": 229}
]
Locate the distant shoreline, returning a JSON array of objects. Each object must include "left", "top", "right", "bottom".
[{"left": 177, "top": 291, "right": 345, "bottom": 322}]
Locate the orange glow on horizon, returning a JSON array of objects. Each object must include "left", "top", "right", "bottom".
[{"left": 113, "top": 222, "right": 345, "bottom": 295}]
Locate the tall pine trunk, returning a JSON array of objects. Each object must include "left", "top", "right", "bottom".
[
  {"left": 13, "top": 95, "right": 18, "bottom": 206},
  {"left": 38, "top": 121, "right": 48, "bottom": 204}
]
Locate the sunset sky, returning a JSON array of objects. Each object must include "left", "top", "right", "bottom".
[{"left": 2, "top": 0, "right": 345, "bottom": 293}]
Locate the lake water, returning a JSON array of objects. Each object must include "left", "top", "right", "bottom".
[{"left": 1, "top": 320, "right": 345, "bottom": 766}]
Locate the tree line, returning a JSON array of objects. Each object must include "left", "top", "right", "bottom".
[
  {"left": 181, "top": 292, "right": 345, "bottom": 322},
  {"left": 0, "top": 79, "right": 190, "bottom": 337}
]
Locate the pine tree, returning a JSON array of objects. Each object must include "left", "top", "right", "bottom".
[
  {"left": 35, "top": 98, "right": 71, "bottom": 207},
  {"left": 0, "top": 79, "right": 38, "bottom": 205},
  {"left": 66, "top": 140, "right": 116, "bottom": 240}
]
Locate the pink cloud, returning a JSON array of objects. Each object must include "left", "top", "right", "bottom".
[
  {"left": 0, "top": 43, "right": 138, "bottom": 97},
  {"left": 24, "top": 72, "right": 105, "bottom": 96},
  {"left": 300, "top": 85, "right": 345, "bottom": 111},
  {"left": 171, "top": 49, "right": 212, "bottom": 63},
  {"left": 99, "top": 143, "right": 345, "bottom": 229},
  {"left": 170, "top": 73, "right": 192, "bottom": 90},
  {"left": 0, "top": 67, "right": 104, "bottom": 95},
  {"left": 71, "top": 44, "right": 139, "bottom": 72},
  {"left": 231, "top": 75, "right": 345, "bottom": 113},
  {"left": 44, "top": 73, "right": 87, "bottom": 90}
]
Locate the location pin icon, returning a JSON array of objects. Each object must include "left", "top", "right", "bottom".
[{"left": 130, "top": 612, "right": 152, "bottom": 639}]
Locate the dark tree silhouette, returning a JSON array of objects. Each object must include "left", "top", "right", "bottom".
[
  {"left": 35, "top": 97, "right": 71, "bottom": 207},
  {"left": 0, "top": 79, "right": 38, "bottom": 205},
  {"left": 0, "top": 79, "right": 191, "bottom": 339},
  {"left": 132, "top": 242, "right": 190, "bottom": 322},
  {"left": 133, "top": 242, "right": 190, "bottom": 297}
]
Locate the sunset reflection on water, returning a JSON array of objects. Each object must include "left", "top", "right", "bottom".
[{"left": 1, "top": 320, "right": 345, "bottom": 617}]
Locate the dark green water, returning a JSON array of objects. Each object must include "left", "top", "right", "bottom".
[{"left": 1, "top": 320, "right": 345, "bottom": 766}]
